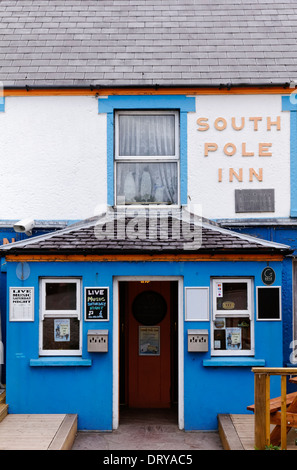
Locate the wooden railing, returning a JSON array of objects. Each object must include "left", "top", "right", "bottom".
[{"left": 252, "top": 367, "right": 297, "bottom": 450}]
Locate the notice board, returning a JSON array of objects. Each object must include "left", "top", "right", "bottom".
[
  {"left": 85, "top": 287, "right": 109, "bottom": 321},
  {"left": 9, "top": 287, "right": 34, "bottom": 321}
]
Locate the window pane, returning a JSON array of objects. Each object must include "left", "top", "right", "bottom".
[
  {"left": 216, "top": 282, "right": 248, "bottom": 311},
  {"left": 118, "top": 114, "right": 176, "bottom": 157},
  {"left": 213, "top": 317, "right": 251, "bottom": 351},
  {"left": 45, "top": 282, "right": 77, "bottom": 310},
  {"left": 43, "top": 317, "right": 79, "bottom": 350},
  {"left": 116, "top": 162, "right": 178, "bottom": 204}
]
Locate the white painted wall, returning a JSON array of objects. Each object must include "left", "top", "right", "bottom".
[
  {"left": 187, "top": 95, "right": 290, "bottom": 219},
  {"left": 0, "top": 95, "right": 107, "bottom": 220},
  {"left": 0, "top": 93, "right": 291, "bottom": 222}
]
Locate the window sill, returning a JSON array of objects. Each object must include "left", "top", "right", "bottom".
[
  {"left": 30, "top": 357, "right": 92, "bottom": 367},
  {"left": 203, "top": 358, "right": 266, "bottom": 367}
]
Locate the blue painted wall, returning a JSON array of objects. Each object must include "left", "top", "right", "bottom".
[
  {"left": 229, "top": 224, "right": 296, "bottom": 373},
  {"left": 5, "top": 258, "right": 284, "bottom": 431},
  {"left": 0, "top": 229, "right": 26, "bottom": 385},
  {"left": 0, "top": 227, "right": 69, "bottom": 385}
]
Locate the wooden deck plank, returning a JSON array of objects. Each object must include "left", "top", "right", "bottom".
[
  {"left": 0, "top": 414, "right": 77, "bottom": 450},
  {"left": 218, "top": 414, "right": 244, "bottom": 450},
  {"left": 230, "top": 415, "right": 255, "bottom": 450},
  {"left": 48, "top": 414, "right": 77, "bottom": 450},
  {"left": 0, "top": 404, "right": 8, "bottom": 423},
  {"left": 0, "top": 390, "right": 6, "bottom": 404},
  {"left": 219, "top": 414, "right": 297, "bottom": 450}
]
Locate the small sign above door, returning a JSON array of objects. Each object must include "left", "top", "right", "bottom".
[{"left": 261, "top": 267, "right": 276, "bottom": 286}]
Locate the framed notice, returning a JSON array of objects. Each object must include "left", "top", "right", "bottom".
[
  {"left": 139, "top": 326, "right": 160, "bottom": 356},
  {"left": 85, "top": 287, "right": 109, "bottom": 321},
  {"left": 9, "top": 287, "right": 34, "bottom": 321}
]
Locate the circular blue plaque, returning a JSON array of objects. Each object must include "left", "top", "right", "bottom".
[{"left": 16, "top": 262, "right": 30, "bottom": 281}]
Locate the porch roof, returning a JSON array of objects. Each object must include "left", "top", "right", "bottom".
[{"left": 0, "top": 210, "right": 292, "bottom": 256}]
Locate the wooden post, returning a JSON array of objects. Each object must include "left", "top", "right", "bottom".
[
  {"left": 254, "top": 373, "right": 270, "bottom": 449},
  {"left": 252, "top": 368, "right": 297, "bottom": 450},
  {"left": 281, "top": 375, "right": 287, "bottom": 450},
  {"left": 265, "top": 374, "right": 271, "bottom": 446}
]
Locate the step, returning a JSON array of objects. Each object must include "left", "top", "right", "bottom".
[
  {"left": 0, "top": 390, "right": 6, "bottom": 404},
  {"left": 48, "top": 414, "right": 77, "bottom": 450},
  {"left": 0, "top": 404, "right": 8, "bottom": 423}
]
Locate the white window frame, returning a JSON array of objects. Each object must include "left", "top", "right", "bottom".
[
  {"left": 211, "top": 278, "right": 254, "bottom": 357},
  {"left": 114, "top": 110, "right": 180, "bottom": 207},
  {"left": 39, "top": 277, "right": 82, "bottom": 356}
]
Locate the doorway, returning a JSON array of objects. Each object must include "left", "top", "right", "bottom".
[{"left": 113, "top": 276, "right": 183, "bottom": 429}]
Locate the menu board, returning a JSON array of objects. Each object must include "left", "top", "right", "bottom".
[{"left": 85, "top": 287, "right": 109, "bottom": 321}]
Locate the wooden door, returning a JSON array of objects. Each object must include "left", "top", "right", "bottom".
[{"left": 127, "top": 281, "right": 171, "bottom": 408}]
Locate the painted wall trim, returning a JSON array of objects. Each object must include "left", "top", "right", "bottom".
[
  {"left": 282, "top": 96, "right": 297, "bottom": 217},
  {"left": 98, "top": 95, "right": 196, "bottom": 206},
  {"left": 203, "top": 358, "right": 266, "bottom": 367},
  {"left": 30, "top": 357, "right": 92, "bottom": 366},
  {"left": 5, "top": 253, "right": 286, "bottom": 262},
  {"left": 2, "top": 87, "right": 294, "bottom": 97}
]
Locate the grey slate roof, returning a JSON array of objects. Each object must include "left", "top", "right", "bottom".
[
  {"left": 0, "top": 0, "right": 297, "bottom": 87},
  {"left": 0, "top": 210, "right": 292, "bottom": 255}
]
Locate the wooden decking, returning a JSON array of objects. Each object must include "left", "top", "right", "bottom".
[
  {"left": 218, "top": 414, "right": 297, "bottom": 450},
  {"left": 0, "top": 391, "right": 77, "bottom": 450},
  {"left": 0, "top": 413, "right": 77, "bottom": 450}
]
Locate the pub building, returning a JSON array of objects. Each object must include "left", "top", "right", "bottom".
[{"left": 0, "top": 0, "right": 297, "bottom": 432}]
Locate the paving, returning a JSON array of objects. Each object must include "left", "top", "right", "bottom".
[{"left": 71, "top": 409, "right": 223, "bottom": 451}]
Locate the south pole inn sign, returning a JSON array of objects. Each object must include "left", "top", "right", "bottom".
[{"left": 197, "top": 115, "right": 281, "bottom": 183}]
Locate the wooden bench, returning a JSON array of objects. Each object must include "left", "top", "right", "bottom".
[
  {"left": 247, "top": 390, "right": 297, "bottom": 446},
  {"left": 247, "top": 391, "right": 297, "bottom": 414}
]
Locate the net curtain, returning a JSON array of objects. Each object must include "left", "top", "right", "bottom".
[{"left": 116, "top": 114, "right": 178, "bottom": 204}]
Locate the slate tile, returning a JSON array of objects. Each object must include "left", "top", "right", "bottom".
[{"left": 0, "top": 0, "right": 296, "bottom": 85}]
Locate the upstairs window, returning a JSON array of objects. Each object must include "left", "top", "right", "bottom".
[{"left": 115, "top": 111, "right": 179, "bottom": 206}]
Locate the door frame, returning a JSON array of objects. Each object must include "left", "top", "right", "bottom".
[{"left": 112, "top": 275, "right": 184, "bottom": 430}]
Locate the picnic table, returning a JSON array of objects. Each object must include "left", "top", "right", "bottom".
[{"left": 247, "top": 375, "right": 297, "bottom": 446}]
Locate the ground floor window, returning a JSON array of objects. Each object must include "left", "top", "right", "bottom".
[
  {"left": 211, "top": 278, "right": 254, "bottom": 356},
  {"left": 39, "top": 278, "right": 81, "bottom": 356}
]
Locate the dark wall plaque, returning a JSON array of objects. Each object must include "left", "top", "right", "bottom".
[
  {"left": 257, "top": 287, "right": 281, "bottom": 320},
  {"left": 235, "top": 189, "right": 275, "bottom": 213}
]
